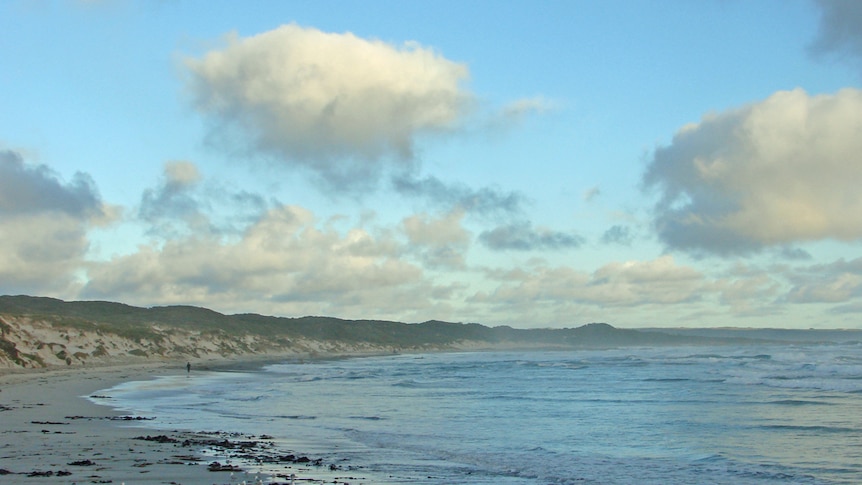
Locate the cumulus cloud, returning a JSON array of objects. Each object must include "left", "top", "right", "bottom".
[
  {"left": 184, "top": 24, "right": 471, "bottom": 190},
  {"left": 0, "top": 150, "right": 108, "bottom": 294},
  {"left": 644, "top": 88, "right": 862, "bottom": 256},
  {"left": 402, "top": 211, "right": 471, "bottom": 269},
  {"left": 83, "top": 205, "right": 445, "bottom": 319},
  {"left": 479, "top": 222, "right": 584, "bottom": 251},
  {"left": 809, "top": 0, "right": 862, "bottom": 68}
]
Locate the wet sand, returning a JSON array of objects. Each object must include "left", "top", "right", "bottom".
[{"left": 0, "top": 362, "right": 354, "bottom": 484}]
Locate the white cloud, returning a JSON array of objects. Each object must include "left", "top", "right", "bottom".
[
  {"left": 403, "top": 211, "right": 469, "bottom": 247},
  {"left": 139, "top": 161, "right": 206, "bottom": 231},
  {"left": 164, "top": 160, "right": 201, "bottom": 185},
  {"left": 786, "top": 257, "right": 862, "bottom": 304},
  {"left": 402, "top": 211, "right": 471, "bottom": 269},
  {"left": 707, "top": 263, "right": 783, "bottom": 316},
  {"left": 474, "top": 255, "right": 703, "bottom": 308},
  {"left": 0, "top": 214, "right": 90, "bottom": 295},
  {"left": 82, "top": 205, "right": 447, "bottom": 319},
  {"left": 184, "top": 24, "right": 471, "bottom": 190},
  {"left": 0, "top": 150, "right": 111, "bottom": 295},
  {"left": 644, "top": 88, "right": 862, "bottom": 255},
  {"left": 587, "top": 256, "right": 703, "bottom": 305}
]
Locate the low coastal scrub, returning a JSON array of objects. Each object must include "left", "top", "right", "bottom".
[{"left": 0, "top": 295, "right": 701, "bottom": 369}]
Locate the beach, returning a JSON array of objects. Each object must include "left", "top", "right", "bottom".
[
  {"left": 5, "top": 343, "right": 862, "bottom": 484},
  {"left": 0, "top": 361, "right": 304, "bottom": 485}
]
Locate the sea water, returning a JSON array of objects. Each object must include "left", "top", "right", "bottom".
[{"left": 93, "top": 344, "right": 862, "bottom": 484}]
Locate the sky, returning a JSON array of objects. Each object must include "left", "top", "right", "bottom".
[{"left": 2, "top": 0, "right": 862, "bottom": 329}]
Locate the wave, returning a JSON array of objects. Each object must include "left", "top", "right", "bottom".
[
  {"left": 91, "top": 347, "right": 862, "bottom": 484},
  {"left": 643, "top": 377, "right": 692, "bottom": 382},
  {"left": 225, "top": 394, "right": 266, "bottom": 402},
  {"left": 757, "top": 424, "right": 858, "bottom": 434},
  {"left": 768, "top": 399, "right": 833, "bottom": 406}
]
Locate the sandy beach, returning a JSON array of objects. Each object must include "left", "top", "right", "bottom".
[{"left": 0, "top": 361, "right": 330, "bottom": 485}]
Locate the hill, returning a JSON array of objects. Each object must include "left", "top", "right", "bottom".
[{"left": 0, "top": 295, "right": 702, "bottom": 369}]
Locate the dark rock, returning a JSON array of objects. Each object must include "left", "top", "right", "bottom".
[
  {"left": 69, "top": 459, "right": 96, "bottom": 466},
  {"left": 134, "top": 435, "right": 179, "bottom": 443},
  {"left": 207, "top": 461, "right": 242, "bottom": 472}
]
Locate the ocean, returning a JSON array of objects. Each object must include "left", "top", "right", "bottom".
[{"left": 92, "top": 342, "right": 862, "bottom": 484}]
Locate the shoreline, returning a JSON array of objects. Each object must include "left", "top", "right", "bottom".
[{"left": 0, "top": 356, "right": 370, "bottom": 484}]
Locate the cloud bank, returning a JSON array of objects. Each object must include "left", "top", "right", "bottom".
[
  {"left": 185, "top": 24, "right": 471, "bottom": 190},
  {"left": 0, "top": 150, "right": 107, "bottom": 294},
  {"left": 82, "top": 205, "right": 442, "bottom": 319},
  {"left": 787, "top": 257, "right": 862, "bottom": 304},
  {"left": 644, "top": 88, "right": 862, "bottom": 255},
  {"left": 474, "top": 256, "right": 703, "bottom": 309}
]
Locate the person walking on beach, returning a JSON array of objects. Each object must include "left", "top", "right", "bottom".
[{"left": 186, "top": 361, "right": 191, "bottom": 374}]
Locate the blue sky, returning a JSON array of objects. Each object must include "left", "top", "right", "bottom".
[{"left": 2, "top": 0, "right": 862, "bottom": 328}]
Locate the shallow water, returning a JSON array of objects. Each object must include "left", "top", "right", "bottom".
[{"left": 94, "top": 344, "right": 862, "bottom": 484}]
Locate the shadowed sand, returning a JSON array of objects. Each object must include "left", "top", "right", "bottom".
[{"left": 0, "top": 362, "right": 355, "bottom": 484}]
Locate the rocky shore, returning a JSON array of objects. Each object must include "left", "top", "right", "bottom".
[{"left": 0, "top": 363, "right": 370, "bottom": 484}]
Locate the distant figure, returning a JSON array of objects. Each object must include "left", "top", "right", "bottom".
[{"left": 186, "top": 361, "right": 191, "bottom": 374}]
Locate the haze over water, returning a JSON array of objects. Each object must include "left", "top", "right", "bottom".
[{"left": 97, "top": 341, "right": 862, "bottom": 484}]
